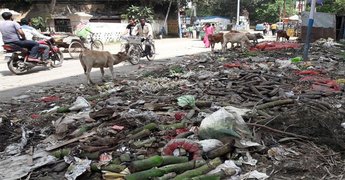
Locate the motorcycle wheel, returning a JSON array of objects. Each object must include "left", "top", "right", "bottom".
[
  {"left": 7, "top": 58, "right": 29, "bottom": 75},
  {"left": 127, "top": 45, "right": 141, "bottom": 65},
  {"left": 146, "top": 43, "right": 156, "bottom": 61},
  {"left": 50, "top": 51, "right": 64, "bottom": 67}
]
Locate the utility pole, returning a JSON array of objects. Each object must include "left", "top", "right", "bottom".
[
  {"left": 177, "top": 0, "right": 182, "bottom": 38},
  {"left": 303, "top": 0, "right": 316, "bottom": 60},
  {"left": 283, "top": 0, "right": 286, "bottom": 18},
  {"left": 236, "top": 0, "right": 240, "bottom": 25}
]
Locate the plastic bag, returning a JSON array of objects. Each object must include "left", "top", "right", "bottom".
[
  {"left": 69, "top": 96, "right": 90, "bottom": 111},
  {"left": 64, "top": 156, "right": 92, "bottom": 180},
  {"left": 199, "top": 107, "right": 251, "bottom": 140},
  {"left": 198, "top": 139, "right": 224, "bottom": 153}
]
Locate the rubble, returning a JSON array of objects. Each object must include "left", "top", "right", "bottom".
[{"left": 0, "top": 40, "right": 345, "bottom": 179}]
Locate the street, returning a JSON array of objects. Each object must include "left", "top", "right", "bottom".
[
  {"left": 0, "top": 33, "right": 279, "bottom": 101},
  {"left": 0, "top": 38, "right": 215, "bottom": 101}
]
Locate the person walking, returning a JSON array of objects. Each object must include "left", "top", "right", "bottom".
[
  {"left": 203, "top": 23, "right": 213, "bottom": 48},
  {"left": 271, "top": 23, "right": 277, "bottom": 36}
]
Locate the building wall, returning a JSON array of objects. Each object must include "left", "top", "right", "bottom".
[{"left": 300, "top": 11, "right": 336, "bottom": 42}]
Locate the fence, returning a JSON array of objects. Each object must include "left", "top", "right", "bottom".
[{"left": 88, "top": 20, "right": 168, "bottom": 43}]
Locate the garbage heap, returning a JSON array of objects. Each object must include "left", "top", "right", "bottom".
[{"left": 0, "top": 40, "right": 345, "bottom": 180}]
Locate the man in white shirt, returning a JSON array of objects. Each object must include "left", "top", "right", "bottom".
[
  {"left": 135, "top": 17, "right": 153, "bottom": 56},
  {"left": 20, "top": 18, "right": 51, "bottom": 61}
]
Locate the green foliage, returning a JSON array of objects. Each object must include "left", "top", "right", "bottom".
[
  {"left": 305, "top": 0, "right": 344, "bottom": 14},
  {"left": 335, "top": 0, "right": 345, "bottom": 14},
  {"left": 30, "top": 16, "right": 46, "bottom": 31},
  {"left": 122, "top": 5, "right": 154, "bottom": 21},
  {"left": 169, "top": 65, "right": 184, "bottom": 74}
]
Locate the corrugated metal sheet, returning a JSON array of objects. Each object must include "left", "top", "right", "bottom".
[
  {"left": 301, "top": 12, "right": 335, "bottom": 28},
  {"left": 300, "top": 27, "right": 336, "bottom": 42},
  {"left": 300, "top": 12, "right": 336, "bottom": 42}
]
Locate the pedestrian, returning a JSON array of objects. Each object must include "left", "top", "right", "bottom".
[
  {"left": 262, "top": 23, "right": 267, "bottom": 36},
  {"left": 271, "top": 23, "right": 277, "bottom": 36},
  {"left": 265, "top": 23, "right": 271, "bottom": 36},
  {"left": 203, "top": 23, "right": 213, "bottom": 48},
  {"left": 196, "top": 24, "right": 201, "bottom": 39},
  {"left": 187, "top": 26, "right": 193, "bottom": 38}
]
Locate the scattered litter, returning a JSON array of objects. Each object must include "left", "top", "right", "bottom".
[{"left": 64, "top": 156, "right": 92, "bottom": 180}]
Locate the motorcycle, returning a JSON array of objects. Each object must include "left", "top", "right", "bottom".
[{"left": 2, "top": 39, "right": 64, "bottom": 75}]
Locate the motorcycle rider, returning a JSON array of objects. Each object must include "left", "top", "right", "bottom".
[
  {"left": 135, "top": 17, "right": 153, "bottom": 57},
  {"left": 20, "top": 18, "right": 51, "bottom": 63},
  {"left": 121, "top": 18, "right": 136, "bottom": 53},
  {"left": 0, "top": 12, "right": 40, "bottom": 61},
  {"left": 124, "top": 18, "right": 136, "bottom": 36}
]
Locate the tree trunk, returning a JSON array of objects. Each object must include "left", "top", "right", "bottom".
[{"left": 50, "top": 0, "right": 56, "bottom": 13}]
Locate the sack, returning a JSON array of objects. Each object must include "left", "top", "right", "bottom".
[{"left": 199, "top": 107, "right": 252, "bottom": 140}]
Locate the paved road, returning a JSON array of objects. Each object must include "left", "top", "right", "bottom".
[
  {"left": 0, "top": 32, "right": 281, "bottom": 101},
  {"left": 0, "top": 38, "right": 214, "bottom": 101}
]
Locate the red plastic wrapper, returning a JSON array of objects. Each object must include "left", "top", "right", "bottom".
[
  {"left": 174, "top": 112, "right": 186, "bottom": 121},
  {"left": 296, "top": 70, "right": 320, "bottom": 75},
  {"left": 39, "top": 96, "right": 60, "bottom": 103},
  {"left": 162, "top": 139, "right": 202, "bottom": 160},
  {"left": 111, "top": 125, "right": 125, "bottom": 131},
  {"left": 223, "top": 63, "right": 241, "bottom": 68},
  {"left": 175, "top": 128, "right": 189, "bottom": 135},
  {"left": 253, "top": 42, "right": 301, "bottom": 51},
  {"left": 31, "top": 114, "right": 41, "bottom": 119}
]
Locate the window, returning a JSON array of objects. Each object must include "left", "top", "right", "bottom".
[{"left": 54, "top": 19, "right": 72, "bottom": 32}]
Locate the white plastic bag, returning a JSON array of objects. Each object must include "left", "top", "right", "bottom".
[
  {"left": 198, "top": 139, "right": 224, "bottom": 153},
  {"left": 199, "top": 107, "right": 251, "bottom": 140},
  {"left": 69, "top": 96, "right": 90, "bottom": 111}
]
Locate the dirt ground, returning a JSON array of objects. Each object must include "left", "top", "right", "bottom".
[{"left": 1, "top": 34, "right": 344, "bottom": 180}]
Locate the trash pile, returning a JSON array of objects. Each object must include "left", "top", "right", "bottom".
[{"left": 0, "top": 40, "right": 345, "bottom": 180}]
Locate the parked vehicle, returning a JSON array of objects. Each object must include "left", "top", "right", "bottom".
[
  {"left": 276, "top": 22, "right": 284, "bottom": 30},
  {"left": 255, "top": 23, "right": 265, "bottom": 31},
  {"left": 120, "top": 36, "right": 155, "bottom": 65},
  {"left": 2, "top": 39, "right": 63, "bottom": 75}
]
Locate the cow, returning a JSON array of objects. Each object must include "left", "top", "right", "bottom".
[
  {"left": 208, "top": 33, "right": 224, "bottom": 52},
  {"left": 79, "top": 49, "right": 130, "bottom": 85},
  {"left": 222, "top": 32, "right": 252, "bottom": 52},
  {"left": 246, "top": 33, "right": 264, "bottom": 44},
  {"left": 276, "top": 30, "right": 290, "bottom": 41}
]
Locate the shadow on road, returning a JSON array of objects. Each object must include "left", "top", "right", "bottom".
[{"left": 0, "top": 56, "right": 179, "bottom": 101}]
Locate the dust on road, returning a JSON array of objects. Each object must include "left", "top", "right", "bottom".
[{"left": 0, "top": 38, "right": 211, "bottom": 101}]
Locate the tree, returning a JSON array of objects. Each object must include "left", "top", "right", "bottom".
[
  {"left": 122, "top": 5, "right": 154, "bottom": 21},
  {"left": 30, "top": 16, "right": 47, "bottom": 31}
]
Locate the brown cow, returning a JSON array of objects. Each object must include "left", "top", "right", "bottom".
[
  {"left": 208, "top": 33, "right": 224, "bottom": 52},
  {"left": 79, "top": 50, "right": 130, "bottom": 84},
  {"left": 276, "top": 30, "right": 290, "bottom": 41}
]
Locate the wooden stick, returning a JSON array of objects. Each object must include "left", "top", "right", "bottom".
[
  {"left": 256, "top": 99, "right": 294, "bottom": 110},
  {"left": 247, "top": 123, "right": 311, "bottom": 139},
  {"left": 46, "top": 131, "right": 96, "bottom": 151}
]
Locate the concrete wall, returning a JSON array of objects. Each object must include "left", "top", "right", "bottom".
[{"left": 300, "top": 11, "right": 336, "bottom": 42}]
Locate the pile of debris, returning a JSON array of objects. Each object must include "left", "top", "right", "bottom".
[{"left": 0, "top": 41, "right": 345, "bottom": 180}]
